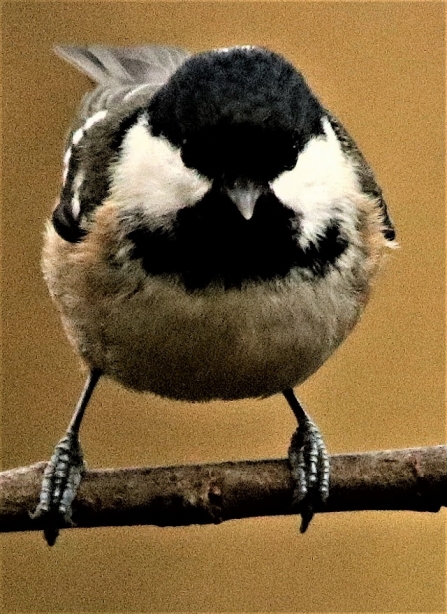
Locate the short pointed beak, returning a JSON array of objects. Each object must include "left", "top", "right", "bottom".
[{"left": 225, "top": 182, "right": 263, "bottom": 220}]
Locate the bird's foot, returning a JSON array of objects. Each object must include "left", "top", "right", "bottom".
[
  {"left": 30, "top": 431, "right": 84, "bottom": 546},
  {"left": 288, "top": 412, "right": 330, "bottom": 533}
]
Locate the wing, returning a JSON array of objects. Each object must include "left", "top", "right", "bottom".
[
  {"left": 55, "top": 45, "right": 190, "bottom": 119},
  {"left": 325, "top": 111, "right": 396, "bottom": 242},
  {"left": 53, "top": 45, "right": 190, "bottom": 242}
]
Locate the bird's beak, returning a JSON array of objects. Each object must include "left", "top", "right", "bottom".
[{"left": 224, "top": 181, "right": 263, "bottom": 220}]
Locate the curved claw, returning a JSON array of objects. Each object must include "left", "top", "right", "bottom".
[
  {"left": 44, "top": 525, "right": 60, "bottom": 548},
  {"left": 30, "top": 431, "right": 84, "bottom": 545},
  {"left": 31, "top": 370, "right": 100, "bottom": 545},
  {"left": 284, "top": 390, "right": 330, "bottom": 533}
]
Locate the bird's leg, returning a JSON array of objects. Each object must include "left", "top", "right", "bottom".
[
  {"left": 31, "top": 369, "right": 101, "bottom": 545},
  {"left": 283, "top": 388, "right": 330, "bottom": 533}
]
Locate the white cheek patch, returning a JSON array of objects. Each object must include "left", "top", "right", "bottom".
[
  {"left": 271, "top": 117, "right": 362, "bottom": 245},
  {"left": 109, "top": 114, "right": 211, "bottom": 223}
]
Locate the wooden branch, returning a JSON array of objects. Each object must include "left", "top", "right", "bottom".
[{"left": 1, "top": 446, "right": 446, "bottom": 534}]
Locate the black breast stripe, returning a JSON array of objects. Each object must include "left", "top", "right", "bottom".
[{"left": 126, "top": 189, "right": 349, "bottom": 291}]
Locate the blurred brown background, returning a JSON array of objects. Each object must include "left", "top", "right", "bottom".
[{"left": 2, "top": 2, "right": 445, "bottom": 612}]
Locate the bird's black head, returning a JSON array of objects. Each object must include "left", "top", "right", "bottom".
[{"left": 149, "top": 46, "right": 324, "bottom": 185}]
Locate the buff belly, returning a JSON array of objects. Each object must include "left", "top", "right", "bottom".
[{"left": 42, "top": 201, "right": 374, "bottom": 401}]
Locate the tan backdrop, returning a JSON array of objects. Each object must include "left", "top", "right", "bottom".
[{"left": 2, "top": 2, "right": 445, "bottom": 612}]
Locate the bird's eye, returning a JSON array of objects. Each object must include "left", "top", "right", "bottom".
[{"left": 282, "top": 148, "right": 299, "bottom": 171}]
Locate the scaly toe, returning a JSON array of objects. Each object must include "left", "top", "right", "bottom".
[
  {"left": 288, "top": 414, "right": 330, "bottom": 532},
  {"left": 31, "top": 431, "right": 84, "bottom": 544}
]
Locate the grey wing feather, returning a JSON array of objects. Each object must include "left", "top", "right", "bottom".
[
  {"left": 55, "top": 45, "right": 190, "bottom": 118},
  {"left": 325, "top": 111, "right": 396, "bottom": 242}
]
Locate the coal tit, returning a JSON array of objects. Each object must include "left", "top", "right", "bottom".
[{"left": 32, "top": 45, "right": 396, "bottom": 544}]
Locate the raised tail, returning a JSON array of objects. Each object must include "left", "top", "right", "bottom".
[{"left": 55, "top": 45, "right": 190, "bottom": 86}]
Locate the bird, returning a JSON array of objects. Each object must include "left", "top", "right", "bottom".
[{"left": 32, "top": 44, "right": 396, "bottom": 545}]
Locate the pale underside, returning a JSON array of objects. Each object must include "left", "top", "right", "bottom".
[
  {"left": 42, "top": 195, "right": 387, "bottom": 402},
  {"left": 45, "top": 116, "right": 392, "bottom": 401}
]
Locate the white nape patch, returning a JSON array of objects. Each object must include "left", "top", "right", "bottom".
[
  {"left": 71, "top": 170, "right": 85, "bottom": 220},
  {"left": 271, "top": 117, "right": 361, "bottom": 246},
  {"left": 215, "top": 45, "right": 256, "bottom": 54},
  {"left": 109, "top": 114, "right": 211, "bottom": 225}
]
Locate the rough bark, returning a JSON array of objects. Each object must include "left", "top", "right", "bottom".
[{"left": 0, "top": 446, "right": 446, "bottom": 534}]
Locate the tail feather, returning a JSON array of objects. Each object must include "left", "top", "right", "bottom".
[{"left": 54, "top": 45, "right": 190, "bottom": 86}]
